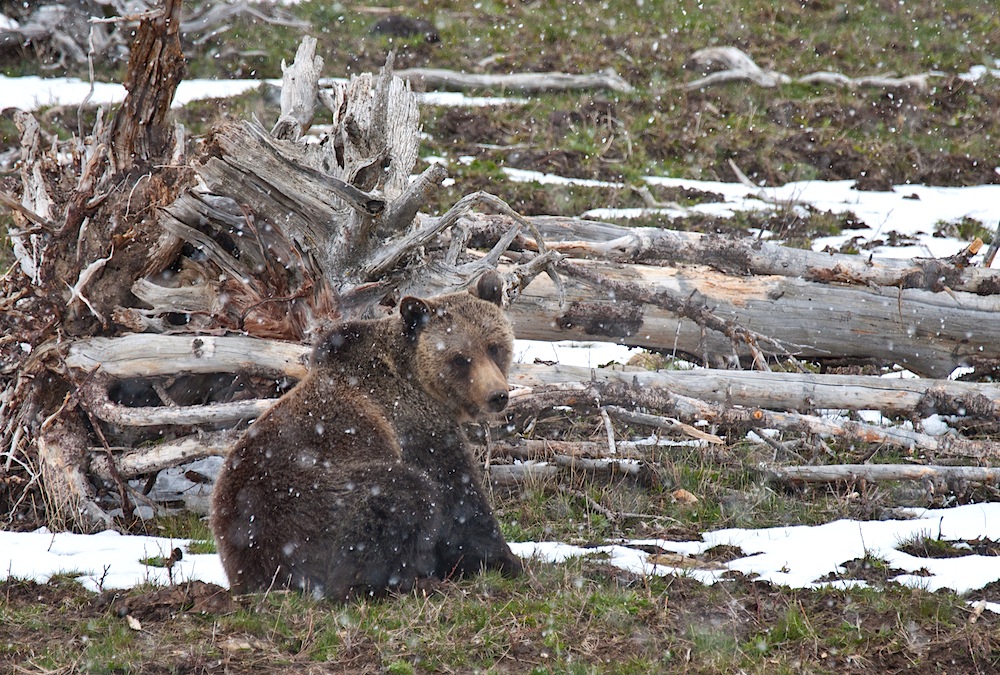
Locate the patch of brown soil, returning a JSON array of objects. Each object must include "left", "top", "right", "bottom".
[
  {"left": 900, "top": 537, "right": 1000, "bottom": 559},
  {"left": 817, "top": 556, "right": 928, "bottom": 585},
  {"left": 700, "top": 544, "right": 746, "bottom": 564},
  {"left": 98, "top": 580, "right": 235, "bottom": 622}
]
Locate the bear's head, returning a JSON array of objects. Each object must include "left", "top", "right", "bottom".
[{"left": 401, "top": 272, "right": 514, "bottom": 422}]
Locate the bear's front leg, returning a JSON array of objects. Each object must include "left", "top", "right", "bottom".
[{"left": 434, "top": 481, "right": 523, "bottom": 580}]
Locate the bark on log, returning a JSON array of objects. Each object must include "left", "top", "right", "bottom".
[
  {"left": 38, "top": 407, "right": 112, "bottom": 532},
  {"left": 107, "top": 0, "right": 186, "bottom": 172},
  {"left": 464, "top": 213, "right": 1000, "bottom": 377},
  {"left": 506, "top": 258, "right": 1000, "bottom": 378}
]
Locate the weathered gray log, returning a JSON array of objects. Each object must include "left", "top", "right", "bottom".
[
  {"left": 393, "top": 68, "right": 634, "bottom": 93},
  {"left": 766, "top": 464, "right": 1000, "bottom": 485},
  {"left": 469, "top": 214, "right": 1000, "bottom": 295},
  {"left": 84, "top": 383, "right": 271, "bottom": 428},
  {"left": 62, "top": 334, "right": 1000, "bottom": 419},
  {"left": 505, "top": 258, "right": 1000, "bottom": 378},
  {"left": 89, "top": 431, "right": 237, "bottom": 481},
  {"left": 511, "top": 364, "right": 1000, "bottom": 419},
  {"left": 64, "top": 334, "right": 309, "bottom": 379}
]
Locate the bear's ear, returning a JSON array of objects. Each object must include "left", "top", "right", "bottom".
[
  {"left": 312, "top": 324, "right": 361, "bottom": 365},
  {"left": 400, "top": 296, "right": 432, "bottom": 335},
  {"left": 472, "top": 270, "right": 504, "bottom": 307}
]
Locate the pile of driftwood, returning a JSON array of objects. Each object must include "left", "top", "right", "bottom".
[{"left": 3, "top": 0, "right": 1000, "bottom": 533}]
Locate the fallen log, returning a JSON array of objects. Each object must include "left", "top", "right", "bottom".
[
  {"left": 766, "top": 464, "right": 1000, "bottom": 486},
  {"left": 468, "top": 214, "right": 1000, "bottom": 295},
  {"left": 507, "top": 258, "right": 1000, "bottom": 378},
  {"left": 511, "top": 364, "right": 1000, "bottom": 419},
  {"left": 62, "top": 335, "right": 1000, "bottom": 420},
  {"left": 89, "top": 431, "right": 237, "bottom": 482},
  {"left": 393, "top": 68, "right": 634, "bottom": 93},
  {"left": 464, "top": 213, "right": 1000, "bottom": 377}
]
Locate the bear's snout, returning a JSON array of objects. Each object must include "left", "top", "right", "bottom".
[{"left": 486, "top": 389, "right": 509, "bottom": 412}]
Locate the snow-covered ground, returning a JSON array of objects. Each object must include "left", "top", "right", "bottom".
[
  {"left": 0, "top": 74, "right": 526, "bottom": 111},
  {"left": 5, "top": 502, "right": 999, "bottom": 614},
  {"left": 2, "top": 74, "right": 1000, "bottom": 611}
]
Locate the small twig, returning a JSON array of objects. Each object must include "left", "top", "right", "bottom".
[
  {"left": 0, "top": 191, "right": 55, "bottom": 231},
  {"left": 557, "top": 484, "right": 619, "bottom": 523},
  {"left": 751, "top": 429, "right": 808, "bottom": 463},
  {"left": 604, "top": 405, "right": 724, "bottom": 445},
  {"left": 982, "top": 221, "right": 1000, "bottom": 268},
  {"left": 599, "top": 407, "right": 618, "bottom": 456},
  {"left": 83, "top": 406, "right": 134, "bottom": 520},
  {"left": 90, "top": 9, "right": 165, "bottom": 24},
  {"left": 65, "top": 248, "right": 114, "bottom": 323}
]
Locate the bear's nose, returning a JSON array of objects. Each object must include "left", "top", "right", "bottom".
[{"left": 486, "top": 390, "right": 509, "bottom": 412}]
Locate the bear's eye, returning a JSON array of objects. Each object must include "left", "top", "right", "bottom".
[
  {"left": 487, "top": 344, "right": 502, "bottom": 359},
  {"left": 451, "top": 354, "right": 471, "bottom": 369}
]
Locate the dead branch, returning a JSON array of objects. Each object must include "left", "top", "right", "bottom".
[
  {"left": 686, "top": 46, "right": 939, "bottom": 92},
  {"left": 0, "top": 3, "right": 113, "bottom": 67},
  {"left": 271, "top": 36, "right": 323, "bottom": 141},
  {"left": 82, "top": 380, "right": 271, "bottom": 428},
  {"left": 485, "top": 458, "right": 646, "bottom": 486},
  {"left": 180, "top": 1, "right": 309, "bottom": 36},
  {"left": 486, "top": 439, "right": 664, "bottom": 461},
  {"left": 603, "top": 405, "right": 724, "bottom": 445},
  {"left": 486, "top": 462, "right": 558, "bottom": 485}
]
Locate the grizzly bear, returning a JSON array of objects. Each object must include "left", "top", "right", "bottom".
[{"left": 210, "top": 273, "right": 522, "bottom": 600}]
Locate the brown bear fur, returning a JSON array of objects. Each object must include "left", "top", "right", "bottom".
[{"left": 210, "top": 273, "right": 522, "bottom": 600}]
